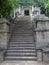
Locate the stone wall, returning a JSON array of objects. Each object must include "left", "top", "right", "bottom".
[
  {"left": 0, "top": 19, "right": 14, "bottom": 49},
  {"left": 0, "top": 19, "right": 10, "bottom": 49},
  {"left": 0, "top": 18, "right": 16, "bottom": 61},
  {"left": 34, "top": 19, "right": 49, "bottom": 49},
  {"left": 34, "top": 18, "right": 49, "bottom": 61}
]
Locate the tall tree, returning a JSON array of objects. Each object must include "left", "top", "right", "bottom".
[
  {"left": 33, "top": 0, "right": 48, "bottom": 14},
  {"left": 18, "top": 0, "right": 33, "bottom": 6},
  {"left": 45, "top": 0, "right": 49, "bottom": 8},
  {"left": 0, "top": 0, "right": 18, "bottom": 18}
]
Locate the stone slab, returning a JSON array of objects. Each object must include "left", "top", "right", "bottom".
[
  {"left": 0, "top": 51, "right": 4, "bottom": 62},
  {"left": 37, "top": 50, "right": 43, "bottom": 61},
  {"left": 0, "top": 61, "right": 49, "bottom": 65}
]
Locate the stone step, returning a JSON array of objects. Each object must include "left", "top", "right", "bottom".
[
  {"left": 11, "top": 35, "right": 33, "bottom": 36},
  {"left": 7, "top": 49, "right": 36, "bottom": 51},
  {"left": 13, "top": 31, "right": 33, "bottom": 32},
  {"left": 8, "top": 43, "right": 35, "bottom": 47},
  {"left": 8, "top": 47, "right": 36, "bottom": 51},
  {"left": 8, "top": 46, "right": 35, "bottom": 49},
  {"left": 7, "top": 50, "right": 36, "bottom": 53},
  {"left": 6, "top": 53, "right": 36, "bottom": 57},
  {"left": 10, "top": 42, "right": 35, "bottom": 46},
  {"left": 9, "top": 43, "right": 35, "bottom": 45},
  {"left": 14, "top": 29, "right": 33, "bottom": 31},
  {"left": 6, "top": 51, "right": 36, "bottom": 53},
  {"left": 10, "top": 42, "right": 35, "bottom": 45},
  {"left": 12, "top": 38, "right": 34, "bottom": 39},
  {"left": 6, "top": 55, "right": 36, "bottom": 57},
  {"left": 10, "top": 42, "right": 34, "bottom": 44},
  {"left": 10, "top": 41, "right": 34, "bottom": 43},
  {"left": 6, "top": 52, "right": 36, "bottom": 55},
  {"left": 8, "top": 44, "right": 35, "bottom": 47},
  {"left": 12, "top": 33, "right": 33, "bottom": 36},
  {"left": 12, "top": 35, "right": 33, "bottom": 37},
  {"left": 5, "top": 56, "right": 37, "bottom": 61},
  {"left": 15, "top": 25, "right": 32, "bottom": 27},
  {"left": 17, "top": 16, "right": 31, "bottom": 21},
  {"left": 12, "top": 33, "right": 33, "bottom": 35},
  {"left": 14, "top": 28, "right": 33, "bottom": 30},
  {"left": 11, "top": 37, "right": 34, "bottom": 39},
  {"left": 9, "top": 45, "right": 35, "bottom": 48},
  {"left": 8, "top": 49, "right": 35, "bottom": 51},
  {"left": 8, "top": 48, "right": 35, "bottom": 50},
  {"left": 12, "top": 36, "right": 33, "bottom": 38},
  {"left": 10, "top": 39, "right": 34, "bottom": 41},
  {"left": 15, "top": 27, "right": 32, "bottom": 29}
]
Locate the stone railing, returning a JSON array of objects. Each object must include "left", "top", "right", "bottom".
[
  {"left": 34, "top": 17, "right": 49, "bottom": 61},
  {"left": 34, "top": 19, "right": 49, "bottom": 48},
  {"left": 0, "top": 18, "right": 16, "bottom": 61},
  {"left": 0, "top": 18, "right": 10, "bottom": 50},
  {"left": 8, "top": 18, "right": 16, "bottom": 43}
]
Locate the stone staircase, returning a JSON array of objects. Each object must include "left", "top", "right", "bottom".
[
  {"left": 17, "top": 16, "right": 31, "bottom": 21},
  {"left": 5, "top": 20, "right": 37, "bottom": 61}
]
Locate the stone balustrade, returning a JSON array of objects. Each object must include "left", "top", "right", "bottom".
[
  {"left": 34, "top": 17, "right": 49, "bottom": 61},
  {"left": 0, "top": 18, "right": 16, "bottom": 62},
  {"left": 0, "top": 18, "right": 10, "bottom": 50},
  {"left": 0, "top": 18, "right": 15, "bottom": 50},
  {"left": 34, "top": 19, "right": 49, "bottom": 48}
]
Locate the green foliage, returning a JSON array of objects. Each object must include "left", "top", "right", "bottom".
[
  {"left": 43, "top": 0, "right": 49, "bottom": 16},
  {"left": 0, "top": 0, "right": 18, "bottom": 18},
  {"left": 45, "top": 8, "right": 49, "bottom": 17},
  {"left": 45, "top": 0, "right": 49, "bottom": 8},
  {"left": 33, "top": 0, "right": 48, "bottom": 15},
  {"left": 0, "top": 0, "right": 49, "bottom": 18},
  {"left": 19, "top": 0, "right": 33, "bottom": 6},
  {"left": 19, "top": 0, "right": 48, "bottom": 15}
]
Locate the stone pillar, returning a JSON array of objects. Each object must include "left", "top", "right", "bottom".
[
  {"left": 37, "top": 50, "right": 43, "bottom": 61},
  {"left": 14, "top": 10, "right": 16, "bottom": 18},
  {"left": 29, "top": 6, "right": 32, "bottom": 16},
  {"left": 34, "top": 18, "right": 49, "bottom": 61},
  {"left": 43, "top": 52, "right": 49, "bottom": 61},
  {"left": 0, "top": 19, "right": 10, "bottom": 49}
]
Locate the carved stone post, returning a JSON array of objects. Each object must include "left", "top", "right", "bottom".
[{"left": 0, "top": 19, "right": 10, "bottom": 50}]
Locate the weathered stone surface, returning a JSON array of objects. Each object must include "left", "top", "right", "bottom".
[
  {"left": 34, "top": 15, "right": 49, "bottom": 61},
  {"left": 35, "top": 17, "right": 49, "bottom": 47},
  {"left": 37, "top": 50, "right": 43, "bottom": 61},
  {"left": 0, "top": 19, "right": 10, "bottom": 49},
  {"left": 0, "top": 61, "right": 49, "bottom": 65},
  {"left": 42, "top": 51, "right": 49, "bottom": 61},
  {"left": 0, "top": 51, "right": 5, "bottom": 62}
]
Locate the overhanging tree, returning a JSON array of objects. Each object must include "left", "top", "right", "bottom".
[{"left": 0, "top": 0, "right": 19, "bottom": 18}]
